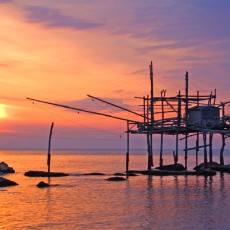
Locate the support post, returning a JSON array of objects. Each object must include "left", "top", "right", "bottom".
[
  {"left": 203, "top": 132, "right": 208, "bottom": 168},
  {"left": 185, "top": 133, "right": 188, "bottom": 169},
  {"left": 47, "top": 122, "right": 54, "bottom": 175},
  {"left": 150, "top": 61, "right": 154, "bottom": 124},
  {"left": 209, "top": 133, "right": 213, "bottom": 165},
  {"left": 176, "top": 90, "right": 181, "bottom": 165},
  {"left": 184, "top": 71, "right": 189, "bottom": 170},
  {"left": 159, "top": 90, "right": 165, "bottom": 167},
  {"left": 147, "top": 61, "right": 154, "bottom": 170},
  {"left": 196, "top": 91, "right": 199, "bottom": 167},
  {"left": 220, "top": 134, "right": 225, "bottom": 165},
  {"left": 126, "top": 121, "right": 130, "bottom": 172},
  {"left": 196, "top": 138, "right": 199, "bottom": 167}
]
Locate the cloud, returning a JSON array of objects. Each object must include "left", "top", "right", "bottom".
[
  {"left": 0, "top": 0, "right": 14, "bottom": 4},
  {"left": 104, "top": 1, "right": 230, "bottom": 55},
  {"left": 61, "top": 97, "right": 135, "bottom": 114},
  {"left": 24, "top": 5, "right": 103, "bottom": 30},
  {"left": 0, "top": 96, "right": 25, "bottom": 103},
  {"left": 0, "top": 62, "right": 9, "bottom": 67}
]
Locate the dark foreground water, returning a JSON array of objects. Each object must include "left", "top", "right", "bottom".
[{"left": 0, "top": 149, "right": 230, "bottom": 229}]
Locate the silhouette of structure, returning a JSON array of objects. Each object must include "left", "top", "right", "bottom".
[{"left": 27, "top": 62, "right": 230, "bottom": 171}]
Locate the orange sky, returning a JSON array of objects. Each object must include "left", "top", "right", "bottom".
[{"left": 0, "top": 1, "right": 229, "bottom": 149}]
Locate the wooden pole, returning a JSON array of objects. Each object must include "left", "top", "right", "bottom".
[
  {"left": 126, "top": 121, "right": 130, "bottom": 172},
  {"left": 88, "top": 94, "right": 145, "bottom": 119},
  {"left": 203, "top": 132, "right": 208, "bottom": 168},
  {"left": 196, "top": 139, "right": 199, "bottom": 166},
  {"left": 176, "top": 90, "right": 181, "bottom": 165},
  {"left": 27, "top": 97, "right": 138, "bottom": 123},
  {"left": 185, "top": 71, "right": 189, "bottom": 170},
  {"left": 47, "top": 122, "right": 54, "bottom": 175},
  {"left": 196, "top": 91, "right": 199, "bottom": 167},
  {"left": 143, "top": 96, "right": 146, "bottom": 124},
  {"left": 159, "top": 90, "right": 165, "bottom": 167},
  {"left": 220, "top": 134, "right": 225, "bottom": 165},
  {"left": 150, "top": 61, "right": 154, "bottom": 124},
  {"left": 209, "top": 133, "right": 213, "bottom": 165},
  {"left": 146, "top": 62, "right": 154, "bottom": 170}
]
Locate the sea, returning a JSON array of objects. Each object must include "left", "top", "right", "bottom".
[{"left": 0, "top": 149, "right": 230, "bottom": 230}]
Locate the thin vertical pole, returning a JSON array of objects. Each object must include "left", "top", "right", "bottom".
[
  {"left": 47, "top": 122, "right": 54, "bottom": 175},
  {"left": 184, "top": 71, "right": 189, "bottom": 169},
  {"left": 150, "top": 61, "right": 154, "bottom": 124},
  {"left": 143, "top": 96, "right": 146, "bottom": 124},
  {"left": 150, "top": 134, "right": 153, "bottom": 167},
  {"left": 126, "top": 121, "right": 130, "bottom": 172},
  {"left": 146, "top": 95, "right": 152, "bottom": 170},
  {"left": 196, "top": 91, "right": 199, "bottom": 166},
  {"left": 213, "top": 89, "right": 216, "bottom": 106},
  {"left": 160, "top": 90, "right": 165, "bottom": 167},
  {"left": 185, "top": 134, "right": 188, "bottom": 169},
  {"left": 147, "top": 134, "right": 152, "bottom": 170},
  {"left": 149, "top": 61, "right": 154, "bottom": 170},
  {"left": 185, "top": 71, "right": 189, "bottom": 123},
  {"left": 176, "top": 90, "right": 181, "bottom": 165},
  {"left": 209, "top": 133, "right": 213, "bottom": 165},
  {"left": 220, "top": 134, "right": 225, "bottom": 165},
  {"left": 196, "top": 139, "right": 199, "bottom": 167},
  {"left": 221, "top": 103, "right": 225, "bottom": 124},
  {"left": 203, "top": 132, "right": 208, "bottom": 168}
]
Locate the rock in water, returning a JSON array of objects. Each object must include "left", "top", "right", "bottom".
[
  {"left": 37, "top": 181, "right": 50, "bottom": 188},
  {"left": 155, "top": 163, "right": 186, "bottom": 171},
  {"left": 0, "top": 162, "right": 15, "bottom": 173},
  {"left": 0, "top": 177, "right": 18, "bottom": 187},
  {"left": 24, "top": 171, "right": 69, "bottom": 177},
  {"left": 105, "top": 176, "right": 127, "bottom": 181}
]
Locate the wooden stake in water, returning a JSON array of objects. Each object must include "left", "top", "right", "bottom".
[{"left": 47, "top": 122, "right": 54, "bottom": 175}]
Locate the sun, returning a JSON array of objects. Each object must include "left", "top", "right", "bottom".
[{"left": 0, "top": 104, "right": 7, "bottom": 119}]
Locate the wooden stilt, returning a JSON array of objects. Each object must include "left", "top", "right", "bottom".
[
  {"left": 203, "top": 132, "right": 208, "bottom": 168},
  {"left": 159, "top": 90, "right": 165, "bottom": 167},
  {"left": 196, "top": 137, "right": 199, "bottom": 167},
  {"left": 220, "top": 134, "right": 225, "bottom": 165},
  {"left": 209, "top": 133, "right": 213, "bottom": 165},
  {"left": 176, "top": 90, "right": 181, "bottom": 165},
  {"left": 185, "top": 133, "right": 188, "bottom": 169},
  {"left": 147, "top": 134, "right": 153, "bottom": 170},
  {"left": 126, "top": 121, "right": 130, "bottom": 172},
  {"left": 150, "top": 134, "right": 153, "bottom": 167},
  {"left": 196, "top": 91, "right": 199, "bottom": 167},
  {"left": 175, "top": 133, "right": 179, "bottom": 165},
  {"left": 185, "top": 72, "right": 189, "bottom": 170},
  {"left": 47, "top": 122, "right": 54, "bottom": 175}
]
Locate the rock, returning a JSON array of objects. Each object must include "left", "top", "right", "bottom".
[
  {"left": 83, "top": 172, "right": 106, "bottom": 176},
  {"left": 0, "top": 162, "right": 15, "bottom": 173},
  {"left": 0, "top": 177, "right": 18, "bottom": 187},
  {"left": 128, "top": 169, "right": 216, "bottom": 176},
  {"left": 155, "top": 163, "right": 186, "bottom": 171},
  {"left": 193, "top": 162, "right": 220, "bottom": 170},
  {"left": 113, "top": 173, "right": 126, "bottom": 176},
  {"left": 37, "top": 181, "right": 50, "bottom": 188},
  {"left": 195, "top": 168, "right": 217, "bottom": 176},
  {"left": 126, "top": 172, "right": 138, "bottom": 176},
  {"left": 113, "top": 172, "right": 138, "bottom": 176},
  {"left": 24, "top": 171, "right": 69, "bottom": 177},
  {"left": 105, "top": 176, "right": 127, "bottom": 181}
]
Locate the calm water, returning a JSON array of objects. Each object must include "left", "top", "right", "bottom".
[{"left": 0, "top": 149, "right": 230, "bottom": 230}]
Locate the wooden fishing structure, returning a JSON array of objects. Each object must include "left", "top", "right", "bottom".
[
  {"left": 130, "top": 63, "right": 230, "bottom": 171},
  {"left": 27, "top": 62, "right": 230, "bottom": 172}
]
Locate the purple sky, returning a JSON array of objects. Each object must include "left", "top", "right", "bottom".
[{"left": 0, "top": 0, "right": 229, "bottom": 150}]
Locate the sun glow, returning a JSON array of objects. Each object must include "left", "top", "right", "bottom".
[{"left": 0, "top": 104, "right": 7, "bottom": 119}]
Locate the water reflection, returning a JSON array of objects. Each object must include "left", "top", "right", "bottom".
[{"left": 143, "top": 174, "right": 229, "bottom": 229}]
